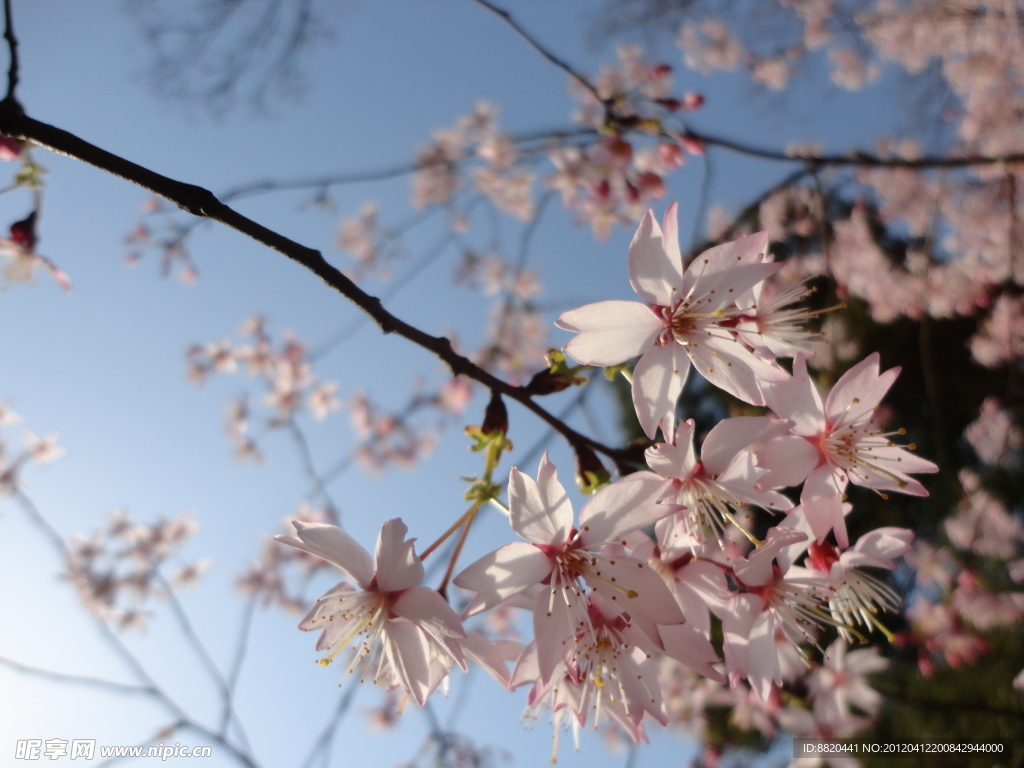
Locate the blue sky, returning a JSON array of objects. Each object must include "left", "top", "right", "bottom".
[{"left": 0, "top": 2, "right": 907, "bottom": 766}]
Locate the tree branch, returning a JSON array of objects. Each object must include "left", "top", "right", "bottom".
[
  {"left": 0, "top": 655, "right": 156, "bottom": 697},
  {"left": 2, "top": 0, "right": 21, "bottom": 112},
  {"left": 0, "top": 105, "right": 633, "bottom": 468},
  {"left": 470, "top": 0, "right": 609, "bottom": 109}
]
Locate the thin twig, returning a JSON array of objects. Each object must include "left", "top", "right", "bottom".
[
  {"left": 152, "top": 572, "right": 253, "bottom": 753},
  {"left": 220, "top": 599, "right": 256, "bottom": 737},
  {"left": 13, "top": 491, "right": 261, "bottom": 768},
  {"left": 684, "top": 126, "right": 1024, "bottom": 170},
  {"left": 470, "top": 0, "right": 608, "bottom": 108},
  {"left": 691, "top": 148, "right": 714, "bottom": 249},
  {"left": 0, "top": 655, "right": 156, "bottom": 697},
  {"left": 2, "top": 0, "right": 21, "bottom": 111},
  {"left": 286, "top": 418, "right": 338, "bottom": 512},
  {"left": 298, "top": 680, "right": 359, "bottom": 768}
]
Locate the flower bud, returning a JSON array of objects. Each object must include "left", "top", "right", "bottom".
[
  {"left": 10, "top": 210, "right": 38, "bottom": 251},
  {"left": 574, "top": 445, "right": 610, "bottom": 495},
  {"left": 480, "top": 390, "right": 508, "bottom": 437}
]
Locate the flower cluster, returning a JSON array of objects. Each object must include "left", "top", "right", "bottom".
[
  {"left": 65, "top": 508, "right": 208, "bottom": 631},
  {"left": 279, "top": 205, "right": 939, "bottom": 757},
  {"left": 0, "top": 403, "right": 65, "bottom": 496}
]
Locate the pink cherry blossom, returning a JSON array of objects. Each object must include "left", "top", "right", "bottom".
[
  {"left": 808, "top": 639, "right": 888, "bottom": 735},
  {"left": 276, "top": 518, "right": 467, "bottom": 705},
  {"left": 758, "top": 352, "right": 937, "bottom": 547},
  {"left": 556, "top": 204, "right": 788, "bottom": 438},
  {"left": 646, "top": 417, "right": 794, "bottom": 546},
  {"left": 453, "top": 454, "right": 680, "bottom": 683},
  {"left": 722, "top": 527, "right": 836, "bottom": 700}
]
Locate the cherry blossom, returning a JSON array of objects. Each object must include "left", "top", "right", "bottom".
[
  {"left": 758, "top": 352, "right": 937, "bottom": 547},
  {"left": 556, "top": 204, "right": 788, "bottom": 438},
  {"left": 276, "top": 518, "right": 467, "bottom": 705},
  {"left": 454, "top": 454, "right": 681, "bottom": 683},
  {"left": 645, "top": 417, "right": 794, "bottom": 546}
]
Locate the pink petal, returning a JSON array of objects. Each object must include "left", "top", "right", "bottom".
[
  {"left": 509, "top": 641, "right": 541, "bottom": 690},
  {"left": 632, "top": 343, "right": 690, "bottom": 440},
  {"left": 374, "top": 518, "right": 425, "bottom": 593},
  {"left": 586, "top": 555, "right": 684, "bottom": 642},
  {"left": 824, "top": 353, "right": 896, "bottom": 427},
  {"left": 701, "top": 416, "right": 793, "bottom": 476},
  {"left": 532, "top": 589, "right": 576, "bottom": 685},
  {"left": 276, "top": 521, "right": 374, "bottom": 589},
  {"left": 842, "top": 527, "right": 913, "bottom": 570},
  {"left": 845, "top": 445, "right": 936, "bottom": 495},
  {"left": 722, "top": 593, "right": 761, "bottom": 687},
  {"left": 695, "top": 231, "right": 771, "bottom": 270},
  {"left": 508, "top": 455, "right": 573, "bottom": 546},
  {"left": 557, "top": 301, "right": 664, "bottom": 366},
  {"left": 645, "top": 418, "right": 697, "bottom": 477},
  {"left": 801, "top": 464, "right": 849, "bottom": 547},
  {"left": 774, "top": 506, "right": 815, "bottom": 572},
  {"left": 755, "top": 435, "right": 821, "bottom": 490},
  {"left": 628, "top": 207, "right": 683, "bottom": 306},
  {"left": 683, "top": 260, "right": 782, "bottom": 313},
  {"left": 578, "top": 471, "right": 673, "bottom": 547},
  {"left": 763, "top": 354, "right": 825, "bottom": 436},
  {"left": 734, "top": 527, "right": 808, "bottom": 587},
  {"left": 715, "top": 452, "right": 794, "bottom": 512},
  {"left": 453, "top": 541, "right": 553, "bottom": 617},
  {"left": 384, "top": 619, "right": 434, "bottom": 705},
  {"left": 460, "top": 631, "right": 513, "bottom": 688},
  {"left": 687, "top": 333, "right": 787, "bottom": 407},
  {"left": 660, "top": 623, "right": 726, "bottom": 684},
  {"left": 746, "top": 610, "right": 780, "bottom": 701},
  {"left": 393, "top": 586, "right": 466, "bottom": 644}
]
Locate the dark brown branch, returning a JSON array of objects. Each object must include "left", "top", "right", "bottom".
[
  {"left": 2, "top": 0, "right": 21, "bottom": 112},
  {"left": 684, "top": 127, "right": 1024, "bottom": 169},
  {"left": 0, "top": 105, "right": 631, "bottom": 468}
]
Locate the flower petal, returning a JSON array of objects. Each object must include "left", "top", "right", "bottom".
[
  {"left": 701, "top": 416, "right": 794, "bottom": 476},
  {"left": 557, "top": 301, "right": 664, "bottom": 366},
  {"left": 660, "top": 622, "right": 725, "bottom": 684},
  {"left": 755, "top": 434, "right": 821, "bottom": 490},
  {"left": 532, "top": 588, "right": 576, "bottom": 685},
  {"left": 578, "top": 471, "right": 673, "bottom": 547},
  {"left": 645, "top": 418, "right": 697, "bottom": 477},
  {"left": 453, "top": 541, "right": 553, "bottom": 617},
  {"left": 801, "top": 464, "right": 849, "bottom": 547},
  {"left": 509, "top": 455, "right": 573, "bottom": 546},
  {"left": 825, "top": 352, "right": 899, "bottom": 428},
  {"left": 393, "top": 586, "right": 467, "bottom": 670},
  {"left": 276, "top": 521, "right": 374, "bottom": 589},
  {"left": 763, "top": 353, "right": 825, "bottom": 436},
  {"left": 460, "top": 631, "right": 513, "bottom": 688},
  {"left": 633, "top": 343, "right": 690, "bottom": 440},
  {"left": 384, "top": 619, "right": 434, "bottom": 705},
  {"left": 628, "top": 207, "right": 683, "bottom": 306},
  {"left": 687, "top": 332, "right": 788, "bottom": 406},
  {"left": 374, "top": 518, "right": 425, "bottom": 593}
]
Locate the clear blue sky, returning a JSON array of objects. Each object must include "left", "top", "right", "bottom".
[{"left": 0, "top": 2, "right": 903, "bottom": 766}]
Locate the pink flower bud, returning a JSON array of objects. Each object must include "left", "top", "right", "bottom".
[
  {"left": 10, "top": 211, "right": 38, "bottom": 251},
  {"left": 682, "top": 92, "right": 705, "bottom": 110},
  {"left": 657, "top": 142, "right": 685, "bottom": 169},
  {"left": 680, "top": 135, "right": 705, "bottom": 156},
  {"left": 0, "top": 136, "right": 22, "bottom": 161}
]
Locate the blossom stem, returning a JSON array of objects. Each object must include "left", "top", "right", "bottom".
[
  {"left": 437, "top": 506, "right": 479, "bottom": 597},
  {"left": 420, "top": 504, "right": 478, "bottom": 561}
]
